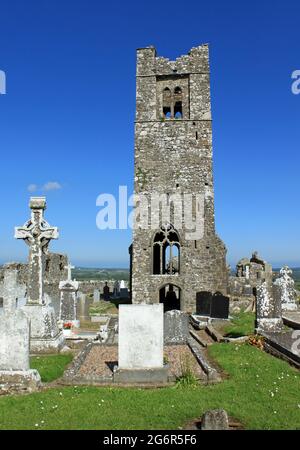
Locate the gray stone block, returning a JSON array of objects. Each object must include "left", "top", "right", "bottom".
[
  {"left": 113, "top": 366, "right": 168, "bottom": 384},
  {"left": 164, "top": 310, "right": 189, "bottom": 344},
  {"left": 201, "top": 409, "right": 229, "bottom": 430}
]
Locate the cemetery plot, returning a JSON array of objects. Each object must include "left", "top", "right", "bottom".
[{"left": 62, "top": 342, "right": 207, "bottom": 385}]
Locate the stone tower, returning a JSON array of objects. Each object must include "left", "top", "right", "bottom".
[{"left": 130, "top": 45, "right": 228, "bottom": 313}]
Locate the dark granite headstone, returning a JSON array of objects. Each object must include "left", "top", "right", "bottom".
[
  {"left": 103, "top": 283, "right": 110, "bottom": 301},
  {"left": 211, "top": 292, "right": 229, "bottom": 319},
  {"left": 196, "top": 291, "right": 212, "bottom": 316}
]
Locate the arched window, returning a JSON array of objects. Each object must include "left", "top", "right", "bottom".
[
  {"left": 153, "top": 224, "right": 180, "bottom": 275},
  {"left": 161, "top": 86, "right": 184, "bottom": 119},
  {"left": 163, "top": 87, "right": 171, "bottom": 98},
  {"left": 163, "top": 87, "right": 172, "bottom": 119},
  {"left": 174, "top": 101, "right": 182, "bottom": 118}
]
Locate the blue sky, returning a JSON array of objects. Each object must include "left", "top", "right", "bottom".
[{"left": 0, "top": 0, "right": 299, "bottom": 268}]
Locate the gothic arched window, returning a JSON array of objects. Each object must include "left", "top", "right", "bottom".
[
  {"left": 162, "top": 86, "right": 184, "bottom": 119},
  {"left": 153, "top": 224, "right": 180, "bottom": 275}
]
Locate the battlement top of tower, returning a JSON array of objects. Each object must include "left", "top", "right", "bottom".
[{"left": 136, "top": 44, "right": 210, "bottom": 77}]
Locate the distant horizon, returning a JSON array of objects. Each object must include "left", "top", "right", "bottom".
[{"left": 1, "top": 258, "right": 300, "bottom": 271}]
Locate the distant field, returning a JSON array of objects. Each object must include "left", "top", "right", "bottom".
[
  {"left": 72, "top": 267, "right": 129, "bottom": 281},
  {"left": 73, "top": 267, "right": 300, "bottom": 285}
]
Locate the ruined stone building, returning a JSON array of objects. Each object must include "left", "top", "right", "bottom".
[
  {"left": 130, "top": 45, "right": 228, "bottom": 314},
  {"left": 229, "top": 251, "right": 273, "bottom": 300}
]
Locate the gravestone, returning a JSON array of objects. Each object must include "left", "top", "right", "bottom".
[
  {"left": 0, "top": 262, "right": 27, "bottom": 309},
  {"left": 243, "top": 284, "right": 253, "bottom": 297},
  {"left": 201, "top": 409, "right": 229, "bottom": 430},
  {"left": 113, "top": 280, "right": 120, "bottom": 298},
  {"left": 103, "top": 282, "right": 110, "bottom": 301},
  {"left": 256, "top": 281, "right": 283, "bottom": 333},
  {"left": 211, "top": 292, "right": 229, "bottom": 319},
  {"left": 164, "top": 310, "right": 189, "bottom": 344},
  {"left": 15, "top": 197, "right": 65, "bottom": 353},
  {"left": 59, "top": 263, "right": 79, "bottom": 327},
  {"left": 0, "top": 268, "right": 41, "bottom": 392},
  {"left": 114, "top": 304, "right": 167, "bottom": 383},
  {"left": 274, "top": 266, "right": 298, "bottom": 312},
  {"left": 78, "top": 292, "right": 92, "bottom": 322},
  {"left": 196, "top": 291, "right": 229, "bottom": 319},
  {"left": 94, "top": 289, "right": 100, "bottom": 303},
  {"left": 120, "top": 280, "right": 129, "bottom": 299},
  {"left": 196, "top": 291, "right": 212, "bottom": 316}
]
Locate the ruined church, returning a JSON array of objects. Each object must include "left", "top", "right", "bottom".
[{"left": 130, "top": 45, "right": 228, "bottom": 313}]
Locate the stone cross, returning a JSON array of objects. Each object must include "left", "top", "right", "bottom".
[
  {"left": 2, "top": 269, "right": 18, "bottom": 315},
  {"left": 64, "top": 263, "right": 75, "bottom": 281},
  {"left": 15, "top": 197, "right": 59, "bottom": 305}
]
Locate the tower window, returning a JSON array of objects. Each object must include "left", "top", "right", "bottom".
[
  {"left": 162, "top": 86, "right": 184, "bottom": 119},
  {"left": 163, "top": 107, "right": 171, "bottom": 118},
  {"left": 153, "top": 224, "right": 180, "bottom": 275},
  {"left": 174, "top": 101, "right": 182, "bottom": 119}
]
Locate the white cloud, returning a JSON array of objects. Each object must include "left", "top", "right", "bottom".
[
  {"left": 26, "top": 181, "right": 62, "bottom": 193},
  {"left": 27, "top": 184, "right": 38, "bottom": 193},
  {"left": 43, "top": 181, "right": 62, "bottom": 191}
]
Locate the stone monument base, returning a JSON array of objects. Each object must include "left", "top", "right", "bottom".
[
  {"left": 22, "top": 304, "right": 65, "bottom": 353},
  {"left": 30, "top": 333, "right": 65, "bottom": 354},
  {"left": 0, "top": 369, "right": 41, "bottom": 393},
  {"left": 256, "top": 318, "right": 283, "bottom": 334},
  {"left": 282, "top": 304, "right": 298, "bottom": 312},
  {"left": 113, "top": 366, "right": 169, "bottom": 384}
]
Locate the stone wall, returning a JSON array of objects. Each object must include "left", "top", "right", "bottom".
[
  {"left": 228, "top": 252, "right": 273, "bottom": 304},
  {"left": 0, "top": 252, "right": 68, "bottom": 317}
]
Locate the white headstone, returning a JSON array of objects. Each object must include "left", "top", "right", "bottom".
[
  {"left": 94, "top": 289, "right": 100, "bottom": 302},
  {"left": 274, "top": 266, "right": 298, "bottom": 311},
  {"left": 118, "top": 304, "right": 164, "bottom": 369},
  {"left": 256, "top": 281, "right": 283, "bottom": 333}
]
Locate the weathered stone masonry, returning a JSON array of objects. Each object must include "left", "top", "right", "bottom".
[{"left": 130, "top": 45, "right": 228, "bottom": 313}]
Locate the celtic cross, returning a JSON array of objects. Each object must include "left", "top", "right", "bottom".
[{"left": 15, "top": 197, "right": 59, "bottom": 305}]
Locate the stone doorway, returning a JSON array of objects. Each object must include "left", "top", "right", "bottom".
[{"left": 159, "top": 284, "right": 181, "bottom": 312}]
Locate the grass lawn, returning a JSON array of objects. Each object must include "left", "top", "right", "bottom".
[
  {"left": 89, "top": 299, "right": 131, "bottom": 316},
  {"left": 30, "top": 354, "right": 73, "bottom": 383},
  {"left": 223, "top": 312, "right": 255, "bottom": 337},
  {"left": 1, "top": 343, "right": 300, "bottom": 430}
]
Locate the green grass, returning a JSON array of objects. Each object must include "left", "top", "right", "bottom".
[
  {"left": 90, "top": 298, "right": 131, "bottom": 316},
  {"left": 30, "top": 354, "right": 73, "bottom": 383},
  {"left": 1, "top": 343, "right": 300, "bottom": 429},
  {"left": 223, "top": 312, "right": 255, "bottom": 338}
]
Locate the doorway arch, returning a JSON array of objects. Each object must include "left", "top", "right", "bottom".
[{"left": 159, "top": 284, "right": 181, "bottom": 312}]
